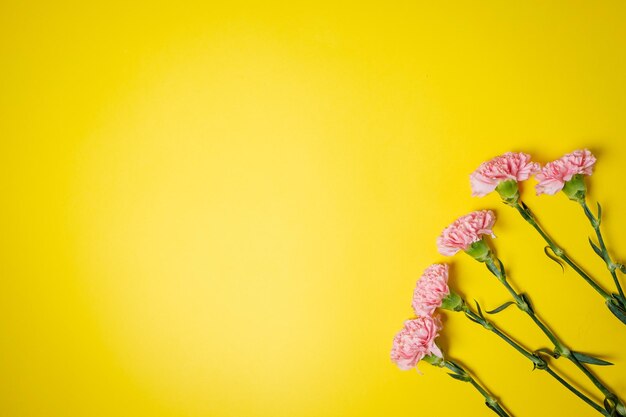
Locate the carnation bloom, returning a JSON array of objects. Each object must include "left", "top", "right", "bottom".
[
  {"left": 437, "top": 210, "right": 496, "bottom": 256},
  {"left": 535, "top": 149, "right": 596, "bottom": 196},
  {"left": 390, "top": 316, "right": 443, "bottom": 371},
  {"left": 470, "top": 152, "right": 540, "bottom": 197},
  {"left": 412, "top": 264, "right": 450, "bottom": 317}
]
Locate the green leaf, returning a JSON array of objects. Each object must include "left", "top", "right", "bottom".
[
  {"left": 619, "top": 264, "right": 626, "bottom": 274},
  {"left": 520, "top": 200, "right": 531, "bottom": 213},
  {"left": 485, "top": 259, "right": 501, "bottom": 278},
  {"left": 486, "top": 301, "right": 516, "bottom": 314},
  {"left": 447, "top": 373, "right": 468, "bottom": 382},
  {"left": 544, "top": 246, "right": 565, "bottom": 272},
  {"left": 597, "top": 202, "right": 603, "bottom": 226},
  {"left": 589, "top": 237, "right": 604, "bottom": 259},
  {"left": 495, "top": 257, "right": 506, "bottom": 278},
  {"left": 475, "top": 300, "right": 485, "bottom": 319},
  {"left": 464, "top": 311, "right": 481, "bottom": 324},
  {"left": 571, "top": 351, "right": 613, "bottom": 366},
  {"left": 445, "top": 360, "right": 464, "bottom": 375},
  {"left": 604, "top": 397, "right": 617, "bottom": 415},
  {"left": 607, "top": 298, "right": 626, "bottom": 325}
]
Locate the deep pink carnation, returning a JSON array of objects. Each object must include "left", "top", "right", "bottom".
[
  {"left": 470, "top": 152, "right": 540, "bottom": 197},
  {"left": 437, "top": 210, "right": 496, "bottom": 256},
  {"left": 391, "top": 316, "right": 443, "bottom": 371},
  {"left": 535, "top": 149, "right": 596, "bottom": 195},
  {"left": 412, "top": 264, "right": 450, "bottom": 316}
]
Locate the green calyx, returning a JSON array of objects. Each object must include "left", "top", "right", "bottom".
[
  {"left": 495, "top": 180, "right": 520, "bottom": 205},
  {"left": 422, "top": 354, "right": 444, "bottom": 367},
  {"left": 465, "top": 239, "right": 492, "bottom": 263},
  {"left": 441, "top": 292, "right": 463, "bottom": 311},
  {"left": 562, "top": 174, "right": 587, "bottom": 202}
]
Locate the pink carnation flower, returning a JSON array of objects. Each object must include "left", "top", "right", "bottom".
[
  {"left": 470, "top": 152, "right": 540, "bottom": 197},
  {"left": 391, "top": 316, "right": 443, "bottom": 371},
  {"left": 437, "top": 210, "right": 496, "bottom": 256},
  {"left": 412, "top": 264, "right": 450, "bottom": 317},
  {"left": 535, "top": 149, "right": 596, "bottom": 195}
]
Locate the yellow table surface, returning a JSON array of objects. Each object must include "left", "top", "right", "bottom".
[{"left": 2, "top": 1, "right": 626, "bottom": 416}]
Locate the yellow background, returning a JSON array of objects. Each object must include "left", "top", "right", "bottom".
[{"left": 2, "top": 1, "right": 626, "bottom": 416}]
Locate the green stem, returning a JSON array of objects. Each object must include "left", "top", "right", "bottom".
[
  {"left": 461, "top": 303, "right": 608, "bottom": 416},
  {"left": 512, "top": 202, "right": 611, "bottom": 301},
  {"left": 484, "top": 256, "right": 625, "bottom": 415},
  {"left": 581, "top": 200, "right": 626, "bottom": 302},
  {"left": 492, "top": 270, "right": 562, "bottom": 348},
  {"left": 569, "top": 353, "right": 618, "bottom": 406},
  {"left": 442, "top": 360, "right": 510, "bottom": 417},
  {"left": 543, "top": 366, "right": 610, "bottom": 416},
  {"left": 462, "top": 304, "right": 541, "bottom": 365}
]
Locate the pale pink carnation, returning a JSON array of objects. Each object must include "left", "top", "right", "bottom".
[
  {"left": 437, "top": 210, "right": 496, "bottom": 256},
  {"left": 470, "top": 152, "right": 540, "bottom": 197},
  {"left": 391, "top": 316, "right": 443, "bottom": 371},
  {"left": 535, "top": 149, "right": 596, "bottom": 195},
  {"left": 412, "top": 264, "right": 450, "bottom": 316}
]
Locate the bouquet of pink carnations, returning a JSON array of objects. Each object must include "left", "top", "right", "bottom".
[{"left": 392, "top": 150, "right": 626, "bottom": 416}]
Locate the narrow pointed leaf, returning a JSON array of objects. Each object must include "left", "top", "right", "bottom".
[
  {"left": 588, "top": 237, "right": 604, "bottom": 259},
  {"left": 607, "top": 299, "right": 626, "bottom": 325},
  {"left": 447, "top": 373, "right": 468, "bottom": 382},
  {"left": 485, "top": 261, "right": 500, "bottom": 278},
  {"left": 445, "top": 360, "right": 464, "bottom": 375},
  {"left": 465, "top": 312, "right": 481, "bottom": 324},
  {"left": 604, "top": 397, "right": 617, "bottom": 415},
  {"left": 475, "top": 300, "right": 485, "bottom": 319},
  {"left": 520, "top": 200, "right": 530, "bottom": 213},
  {"left": 486, "top": 301, "right": 516, "bottom": 314},
  {"left": 597, "top": 202, "right": 602, "bottom": 226},
  {"left": 571, "top": 351, "right": 613, "bottom": 366},
  {"left": 544, "top": 246, "right": 565, "bottom": 272},
  {"left": 496, "top": 258, "right": 506, "bottom": 278}
]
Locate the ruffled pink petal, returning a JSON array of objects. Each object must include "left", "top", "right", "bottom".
[
  {"left": 412, "top": 264, "right": 450, "bottom": 317},
  {"left": 429, "top": 342, "right": 443, "bottom": 358},
  {"left": 391, "top": 316, "right": 443, "bottom": 371},
  {"left": 470, "top": 152, "right": 540, "bottom": 197},
  {"left": 470, "top": 172, "right": 498, "bottom": 197},
  {"left": 535, "top": 149, "right": 597, "bottom": 196},
  {"left": 535, "top": 177, "right": 565, "bottom": 195},
  {"left": 437, "top": 210, "right": 496, "bottom": 256}
]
